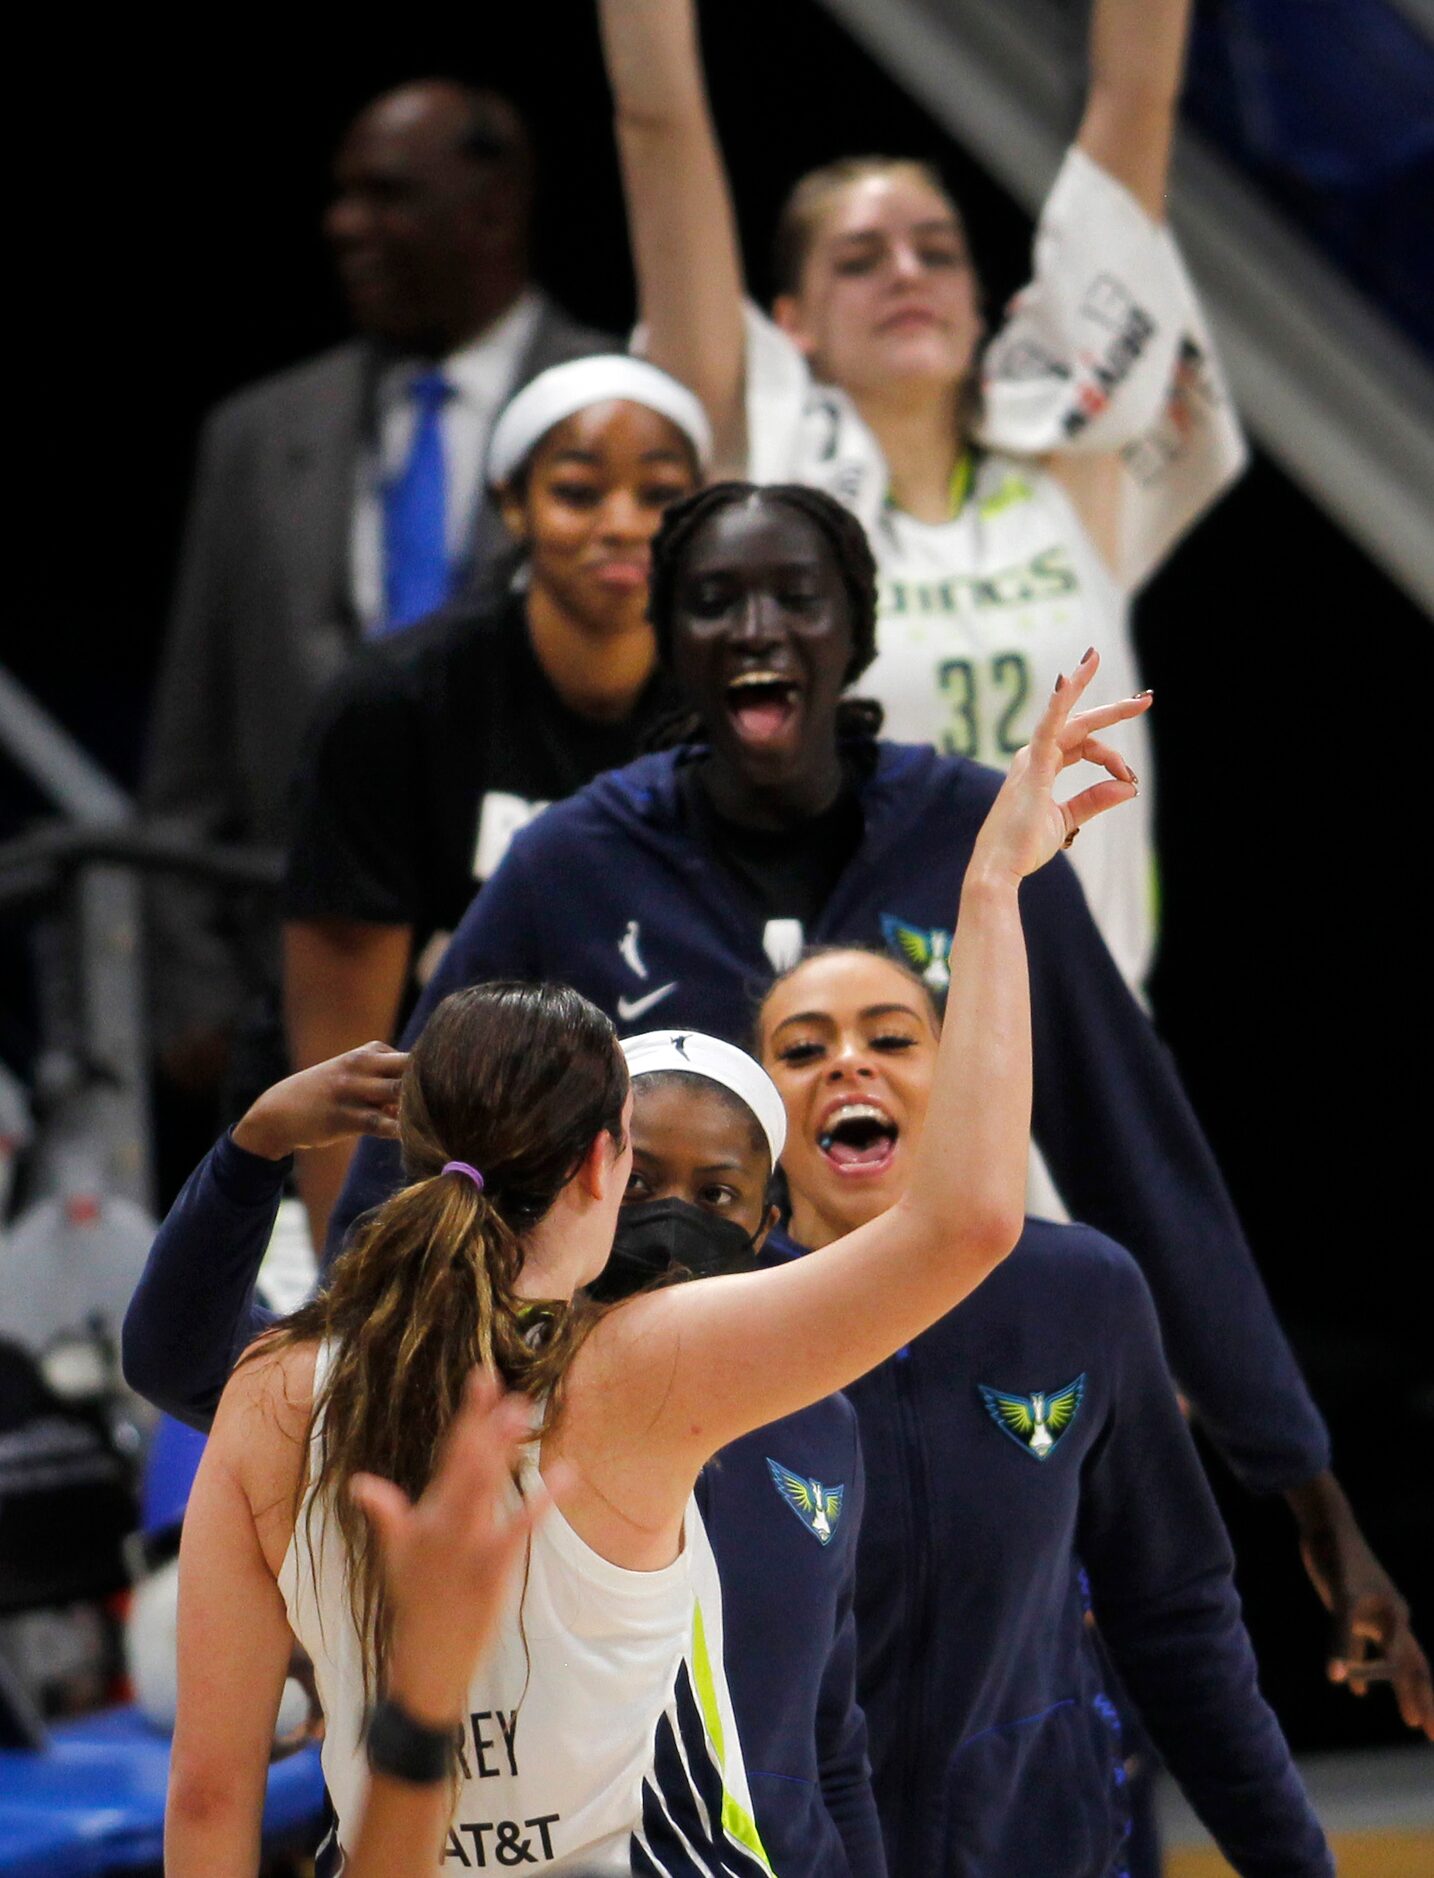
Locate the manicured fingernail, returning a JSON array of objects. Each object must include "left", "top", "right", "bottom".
[
  {"left": 1052, "top": 673, "right": 1065, "bottom": 694},
  {"left": 1133, "top": 688, "right": 1153, "bottom": 699},
  {"left": 1081, "top": 646, "right": 1096, "bottom": 663},
  {"left": 1127, "top": 769, "right": 1139, "bottom": 788}
]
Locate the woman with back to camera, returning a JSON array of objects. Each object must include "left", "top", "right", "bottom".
[
  {"left": 338, "top": 479, "right": 1431, "bottom": 1739},
  {"left": 599, "top": 0, "right": 1243, "bottom": 994},
  {"left": 277, "top": 354, "right": 707, "bottom": 1242},
  {"left": 165, "top": 655, "right": 1131, "bottom": 1874},
  {"left": 133, "top": 1026, "right": 886, "bottom": 1870},
  {"left": 757, "top": 944, "right": 1334, "bottom": 1877}
]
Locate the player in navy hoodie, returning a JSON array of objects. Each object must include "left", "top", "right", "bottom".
[
  {"left": 334, "top": 482, "right": 1432, "bottom": 1737},
  {"left": 124, "top": 1035, "right": 886, "bottom": 1877},
  {"left": 758, "top": 945, "right": 1332, "bottom": 1877}
]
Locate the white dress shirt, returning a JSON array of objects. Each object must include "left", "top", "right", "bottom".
[{"left": 350, "top": 289, "right": 544, "bottom": 630}]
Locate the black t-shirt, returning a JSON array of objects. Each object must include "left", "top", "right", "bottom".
[
  {"left": 676, "top": 746, "right": 872, "bottom": 930},
  {"left": 282, "top": 593, "right": 679, "bottom": 951}
]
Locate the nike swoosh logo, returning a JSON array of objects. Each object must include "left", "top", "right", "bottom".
[{"left": 616, "top": 983, "right": 678, "bottom": 1022}]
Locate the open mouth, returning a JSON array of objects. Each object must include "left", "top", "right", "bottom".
[
  {"left": 818, "top": 1102, "right": 899, "bottom": 1175},
  {"left": 726, "top": 671, "right": 800, "bottom": 747}
]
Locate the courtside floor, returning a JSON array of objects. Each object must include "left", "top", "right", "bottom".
[{"left": 1161, "top": 1745, "right": 1434, "bottom": 1876}]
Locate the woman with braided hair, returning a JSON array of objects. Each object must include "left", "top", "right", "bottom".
[{"left": 164, "top": 651, "right": 1143, "bottom": 1873}]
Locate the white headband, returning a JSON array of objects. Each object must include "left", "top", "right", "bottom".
[
  {"left": 487, "top": 355, "right": 712, "bottom": 488},
  {"left": 621, "top": 1029, "right": 787, "bottom": 1167}
]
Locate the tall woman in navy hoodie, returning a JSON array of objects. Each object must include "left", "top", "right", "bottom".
[{"left": 758, "top": 945, "right": 1330, "bottom": 1878}]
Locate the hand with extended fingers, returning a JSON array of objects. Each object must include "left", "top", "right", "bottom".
[
  {"left": 350, "top": 1372, "right": 563, "bottom": 1727},
  {"left": 974, "top": 648, "right": 1150, "bottom": 886},
  {"left": 231, "top": 1041, "right": 410, "bottom": 1162}
]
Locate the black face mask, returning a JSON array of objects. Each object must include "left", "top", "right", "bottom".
[{"left": 590, "top": 1198, "right": 759, "bottom": 1304}]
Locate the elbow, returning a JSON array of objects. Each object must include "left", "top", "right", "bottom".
[
  {"left": 166, "top": 1753, "right": 256, "bottom": 1837},
  {"left": 960, "top": 1199, "right": 1025, "bottom": 1273},
  {"left": 120, "top": 1302, "right": 165, "bottom": 1405},
  {"left": 121, "top": 1308, "right": 200, "bottom": 1427},
  {"left": 902, "top": 1192, "right": 1023, "bottom": 1275}
]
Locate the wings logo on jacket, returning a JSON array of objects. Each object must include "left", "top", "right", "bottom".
[
  {"left": 880, "top": 914, "right": 952, "bottom": 991},
  {"left": 765, "top": 1459, "right": 844, "bottom": 1545},
  {"left": 978, "top": 1375, "right": 1086, "bottom": 1460}
]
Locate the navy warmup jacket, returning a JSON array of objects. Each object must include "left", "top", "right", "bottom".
[
  {"left": 122, "top": 1132, "right": 887, "bottom": 1877},
  {"left": 338, "top": 742, "right": 1329, "bottom": 1498},
  {"left": 768, "top": 1223, "right": 1331, "bottom": 1878}
]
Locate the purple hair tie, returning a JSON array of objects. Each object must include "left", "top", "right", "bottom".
[{"left": 441, "top": 1160, "right": 485, "bottom": 1191}]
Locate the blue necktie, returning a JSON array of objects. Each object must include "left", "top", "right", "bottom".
[{"left": 380, "top": 369, "right": 454, "bottom": 633}]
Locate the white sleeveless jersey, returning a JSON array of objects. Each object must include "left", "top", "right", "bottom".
[
  {"left": 280, "top": 1354, "right": 775, "bottom": 1876},
  {"left": 744, "top": 145, "right": 1247, "bottom": 991}
]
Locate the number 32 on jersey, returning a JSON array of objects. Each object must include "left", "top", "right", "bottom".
[{"left": 937, "top": 652, "right": 1032, "bottom": 762}]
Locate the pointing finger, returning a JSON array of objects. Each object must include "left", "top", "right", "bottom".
[{"left": 1059, "top": 691, "right": 1153, "bottom": 745}]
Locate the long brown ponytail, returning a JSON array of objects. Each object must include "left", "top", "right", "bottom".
[{"left": 264, "top": 981, "right": 628, "bottom": 1701}]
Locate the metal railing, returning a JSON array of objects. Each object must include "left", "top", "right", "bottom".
[{"left": 0, "top": 667, "right": 282, "bottom": 1215}]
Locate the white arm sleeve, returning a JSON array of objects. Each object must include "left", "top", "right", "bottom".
[
  {"left": 742, "top": 304, "right": 888, "bottom": 535},
  {"left": 978, "top": 145, "right": 1248, "bottom": 591}
]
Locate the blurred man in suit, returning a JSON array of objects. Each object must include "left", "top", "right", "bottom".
[{"left": 142, "top": 80, "right": 612, "bottom": 1105}]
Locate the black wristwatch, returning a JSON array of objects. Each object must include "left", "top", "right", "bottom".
[{"left": 365, "top": 1695, "right": 458, "bottom": 1784}]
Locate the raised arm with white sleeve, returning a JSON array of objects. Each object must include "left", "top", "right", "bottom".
[{"left": 599, "top": 0, "right": 747, "bottom": 461}]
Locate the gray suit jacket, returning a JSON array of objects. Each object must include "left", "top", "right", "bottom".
[{"left": 142, "top": 295, "right": 613, "bottom": 1045}]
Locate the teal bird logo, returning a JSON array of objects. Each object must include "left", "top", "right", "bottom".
[
  {"left": 978, "top": 1376, "right": 1086, "bottom": 1460},
  {"left": 766, "top": 1459, "right": 845, "bottom": 1545},
  {"left": 880, "top": 915, "right": 953, "bottom": 991}
]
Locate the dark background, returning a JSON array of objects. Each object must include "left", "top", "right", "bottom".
[{"left": 9, "top": 1, "right": 1430, "bottom": 1753}]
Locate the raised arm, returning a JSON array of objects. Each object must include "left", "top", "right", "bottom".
[
  {"left": 122, "top": 1046, "right": 407, "bottom": 1426},
  {"left": 599, "top": 0, "right": 747, "bottom": 462},
  {"left": 1077, "top": 0, "right": 1194, "bottom": 219},
  {"left": 574, "top": 658, "right": 1149, "bottom": 1502}
]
